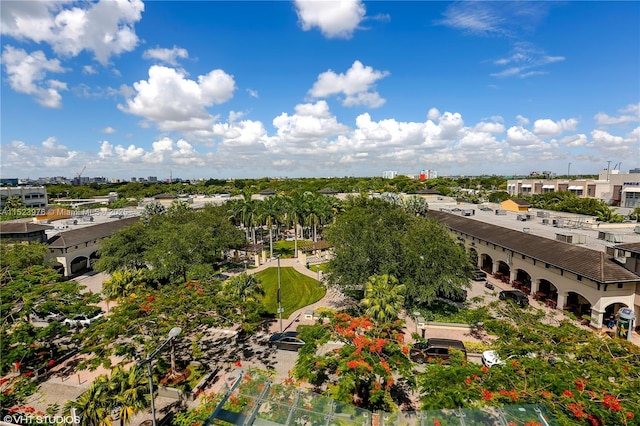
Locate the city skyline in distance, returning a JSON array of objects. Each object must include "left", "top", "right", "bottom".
[{"left": 1, "top": 1, "right": 638, "bottom": 180}]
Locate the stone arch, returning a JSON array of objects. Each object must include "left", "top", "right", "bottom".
[
  {"left": 70, "top": 256, "right": 89, "bottom": 275},
  {"left": 496, "top": 260, "right": 510, "bottom": 275},
  {"left": 480, "top": 253, "right": 493, "bottom": 272},
  {"left": 603, "top": 302, "right": 629, "bottom": 328},
  {"left": 534, "top": 278, "right": 559, "bottom": 308},
  {"left": 565, "top": 291, "right": 593, "bottom": 318},
  {"left": 513, "top": 268, "right": 532, "bottom": 293}
]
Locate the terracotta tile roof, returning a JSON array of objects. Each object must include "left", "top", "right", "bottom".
[
  {"left": 613, "top": 242, "right": 640, "bottom": 254},
  {"left": 47, "top": 217, "right": 139, "bottom": 248},
  {"left": 427, "top": 210, "right": 639, "bottom": 284},
  {"left": 0, "top": 222, "right": 54, "bottom": 234}
]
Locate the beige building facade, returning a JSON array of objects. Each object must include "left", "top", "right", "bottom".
[
  {"left": 507, "top": 170, "right": 640, "bottom": 208},
  {"left": 428, "top": 210, "right": 639, "bottom": 330}
]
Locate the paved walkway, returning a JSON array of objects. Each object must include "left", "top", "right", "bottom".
[{"left": 234, "top": 257, "right": 349, "bottom": 334}]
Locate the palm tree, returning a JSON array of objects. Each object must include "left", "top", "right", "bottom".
[
  {"left": 361, "top": 274, "right": 406, "bottom": 325},
  {"left": 285, "top": 192, "right": 309, "bottom": 257},
  {"left": 257, "top": 195, "right": 283, "bottom": 258},
  {"left": 65, "top": 375, "right": 110, "bottom": 425},
  {"left": 226, "top": 273, "right": 264, "bottom": 302},
  {"left": 305, "top": 196, "right": 320, "bottom": 242},
  {"left": 108, "top": 365, "right": 149, "bottom": 426},
  {"left": 102, "top": 270, "right": 145, "bottom": 300},
  {"left": 228, "top": 193, "right": 257, "bottom": 243},
  {"left": 167, "top": 199, "right": 192, "bottom": 216},
  {"left": 317, "top": 195, "right": 336, "bottom": 236},
  {"left": 5, "top": 196, "right": 25, "bottom": 209}
]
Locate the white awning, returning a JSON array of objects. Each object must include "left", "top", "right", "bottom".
[
  {"left": 622, "top": 187, "right": 640, "bottom": 193},
  {"left": 568, "top": 186, "right": 583, "bottom": 190},
  {"left": 521, "top": 184, "right": 532, "bottom": 188},
  {"left": 542, "top": 185, "right": 555, "bottom": 189}
]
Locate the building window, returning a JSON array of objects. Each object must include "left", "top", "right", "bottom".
[
  {"left": 577, "top": 275, "right": 582, "bottom": 281},
  {"left": 618, "top": 283, "right": 623, "bottom": 289}
]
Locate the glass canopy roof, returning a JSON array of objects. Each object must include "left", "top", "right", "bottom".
[{"left": 204, "top": 370, "right": 557, "bottom": 426}]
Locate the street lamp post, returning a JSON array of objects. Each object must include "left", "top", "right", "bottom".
[
  {"left": 277, "top": 255, "right": 283, "bottom": 332},
  {"left": 138, "top": 327, "right": 182, "bottom": 426}
]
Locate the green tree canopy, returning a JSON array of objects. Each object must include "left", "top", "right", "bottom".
[{"left": 325, "top": 196, "right": 472, "bottom": 309}]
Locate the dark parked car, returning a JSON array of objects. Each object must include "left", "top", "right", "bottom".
[
  {"left": 268, "top": 331, "right": 305, "bottom": 351},
  {"left": 472, "top": 269, "right": 487, "bottom": 281},
  {"left": 499, "top": 289, "right": 529, "bottom": 307},
  {"left": 409, "top": 338, "right": 467, "bottom": 364}
]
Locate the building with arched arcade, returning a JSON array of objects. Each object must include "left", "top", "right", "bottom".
[
  {"left": 46, "top": 217, "right": 139, "bottom": 276},
  {"left": 427, "top": 210, "right": 640, "bottom": 329}
]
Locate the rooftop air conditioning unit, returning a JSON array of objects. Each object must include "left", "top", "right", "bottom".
[
  {"left": 598, "top": 231, "right": 623, "bottom": 243},
  {"left": 555, "top": 233, "right": 586, "bottom": 244}
]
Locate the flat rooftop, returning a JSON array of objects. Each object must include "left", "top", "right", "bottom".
[{"left": 428, "top": 198, "right": 640, "bottom": 253}]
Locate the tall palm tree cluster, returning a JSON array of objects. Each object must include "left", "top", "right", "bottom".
[
  {"left": 64, "top": 365, "right": 149, "bottom": 426},
  {"left": 227, "top": 191, "right": 338, "bottom": 258}
]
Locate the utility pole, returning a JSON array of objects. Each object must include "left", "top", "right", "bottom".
[
  {"left": 606, "top": 160, "right": 611, "bottom": 181},
  {"left": 277, "top": 255, "right": 282, "bottom": 332},
  {"left": 567, "top": 163, "right": 571, "bottom": 178}
]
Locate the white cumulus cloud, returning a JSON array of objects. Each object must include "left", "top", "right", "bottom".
[
  {"left": 1, "top": 0, "right": 144, "bottom": 64},
  {"left": 1, "top": 46, "right": 67, "bottom": 108},
  {"left": 593, "top": 103, "right": 640, "bottom": 126},
  {"left": 532, "top": 118, "right": 578, "bottom": 137},
  {"left": 294, "top": 0, "right": 366, "bottom": 39},
  {"left": 118, "top": 65, "right": 236, "bottom": 131},
  {"left": 309, "top": 60, "right": 389, "bottom": 108},
  {"left": 143, "top": 46, "right": 189, "bottom": 66}
]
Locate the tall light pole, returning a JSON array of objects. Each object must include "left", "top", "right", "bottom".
[
  {"left": 277, "top": 255, "right": 282, "bottom": 332},
  {"left": 567, "top": 162, "right": 571, "bottom": 178},
  {"left": 138, "top": 327, "right": 182, "bottom": 426}
]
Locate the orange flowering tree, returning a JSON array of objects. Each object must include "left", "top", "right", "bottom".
[
  {"left": 417, "top": 307, "right": 640, "bottom": 425},
  {"left": 293, "top": 313, "right": 414, "bottom": 412}
]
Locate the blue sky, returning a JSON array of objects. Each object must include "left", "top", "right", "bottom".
[{"left": 1, "top": 1, "right": 639, "bottom": 181}]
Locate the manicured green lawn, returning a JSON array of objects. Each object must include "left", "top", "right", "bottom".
[
  {"left": 256, "top": 267, "right": 326, "bottom": 318},
  {"left": 309, "top": 263, "right": 329, "bottom": 273},
  {"left": 273, "top": 240, "right": 295, "bottom": 258}
]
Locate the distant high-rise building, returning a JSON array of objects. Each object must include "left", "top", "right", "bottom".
[
  {"left": 148, "top": 176, "right": 158, "bottom": 182},
  {"left": 131, "top": 177, "right": 137, "bottom": 182},
  {"left": 382, "top": 170, "right": 397, "bottom": 179},
  {"left": 420, "top": 169, "right": 437, "bottom": 180}
]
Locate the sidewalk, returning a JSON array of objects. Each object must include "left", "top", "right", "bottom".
[{"left": 231, "top": 256, "right": 349, "bottom": 334}]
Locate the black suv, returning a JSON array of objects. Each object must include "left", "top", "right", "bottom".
[
  {"left": 472, "top": 269, "right": 487, "bottom": 281},
  {"left": 499, "top": 289, "right": 529, "bottom": 307},
  {"left": 409, "top": 338, "right": 467, "bottom": 364}
]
